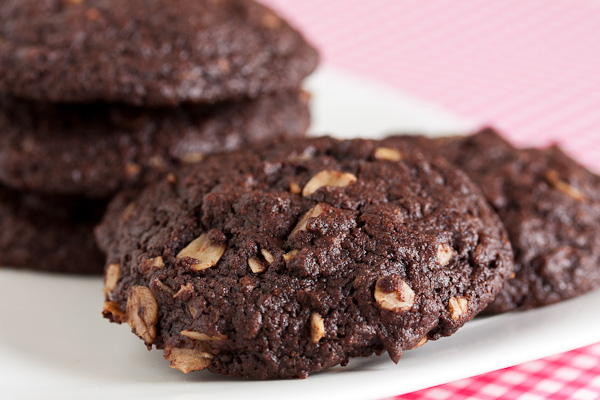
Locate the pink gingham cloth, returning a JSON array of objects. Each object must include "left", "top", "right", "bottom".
[
  {"left": 396, "top": 343, "right": 600, "bottom": 400},
  {"left": 262, "top": 1, "right": 600, "bottom": 398}
]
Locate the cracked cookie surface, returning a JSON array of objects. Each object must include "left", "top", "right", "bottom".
[{"left": 96, "top": 135, "right": 513, "bottom": 379}]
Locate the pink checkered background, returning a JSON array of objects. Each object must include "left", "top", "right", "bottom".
[
  {"left": 394, "top": 343, "right": 600, "bottom": 400},
  {"left": 265, "top": 0, "right": 600, "bottom": 172},
  {"left": 263, "top": 1, "right": 600, "bottom": 398}
]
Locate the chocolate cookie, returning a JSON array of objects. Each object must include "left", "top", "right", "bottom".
[
  {"left": 0, "top": 185, "right": 105, "bottom": 274},
  {"left": 0, "top": 0, "right": 318, "bottom": 106},
  {"left": 0, "top": 91, "right": 310, "bottom": 198},
  {"left": 96, "top": 136, "right": 513, "bottom": 379},
  {"left": 410, "top": 129, "right": 600, "bottom": 313}
]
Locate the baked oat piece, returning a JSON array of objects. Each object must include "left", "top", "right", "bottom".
[
  {"left": 0, "top": 0, "right": 318, "bottom": 106},
  {"left": 418, "top": 129, "right": 600, "bottom": 313},
  {"left": 96, "top": 136, "right": 513, "bottom": 379},
  {"left": 0, "top": 91, "right": 309, "bottom": 197},
  {"left": 0, "top": 185, "right": 104, "bottom": 274}
]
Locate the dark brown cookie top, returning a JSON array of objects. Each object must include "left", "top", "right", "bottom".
[
  {"left": 0, "top": 185, "right": 105, "bottom": 274},
  {"left": 430, "top": 129, "right": 600, "bottom": 313},
  {"left": 96, "top": 136, "right": 513, "bottom": 379},
  {"left": 0, "top": 91, "right": 309, "bottom": 198},
  {"left": 0, "top": 0, "right": 318, "bottom": 106}
]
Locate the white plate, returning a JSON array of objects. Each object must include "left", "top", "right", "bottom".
[{"left": 1, "top": 67, "right": 598, "bottom": 400}]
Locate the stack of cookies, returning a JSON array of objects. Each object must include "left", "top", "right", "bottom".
[
  {"left": 0, "top": 0, "right": 318, "bottom": 273},
  {"left": 3, "top": 0, "right": 599, "bottom": 383}
]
